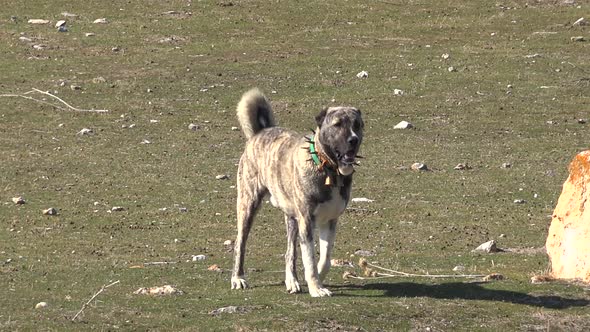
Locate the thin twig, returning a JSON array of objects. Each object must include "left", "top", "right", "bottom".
[
  {"left": 71, "top": 280, "right": 120, "bottom": 321},
  {"left": 0, "top": 88, "right": 108, "bottom": 113},
  {"left": 365, "top": 261, "right": 486, "bottom": 279},
  {"left": 143, "top": 261, "right": 178, "bottom": 266}
]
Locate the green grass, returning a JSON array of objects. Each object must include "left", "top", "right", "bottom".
[{"left": 1, "top": 0, "right": 589, "bottom": 330}]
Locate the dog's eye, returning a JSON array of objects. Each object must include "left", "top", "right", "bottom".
[{"left": 332, "top": 119, "right": 342, "bottom": 127}]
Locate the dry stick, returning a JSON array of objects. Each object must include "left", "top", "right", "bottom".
[
  {"left": 0, "top": 88, "right": 108, "bottom": 113},
  {"left": 359, "top": 259, "right": 486, "bottom": 279},
  {"left": 71, "top": 280, "right": 120, "bottom": 322}
]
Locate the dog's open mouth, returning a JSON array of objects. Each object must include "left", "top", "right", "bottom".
[{"left": 339, "top": 150, "right": 357, "bottom": 165}]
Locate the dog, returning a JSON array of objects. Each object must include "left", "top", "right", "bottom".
[{"left": 230, "top": 88, "right": 364, "bottom": 297}]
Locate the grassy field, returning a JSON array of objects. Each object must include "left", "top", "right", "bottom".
[{"left": 1, "top": 0, "right": 589, "bottom": 330}]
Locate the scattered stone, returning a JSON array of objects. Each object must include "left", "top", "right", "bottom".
[
  {"left": 223, "top": 240, "right": 233, "bottom": 246},
  {"left": 61, "top": 12, "right": 78, "bottom": 18},
  {"left": 525, "top": 53, "right": 542, "bottom": 58},
  {"left": 12, "top": 197, "right": 25, "bottom": 205},
  {"left": 331, "top": 259, "right": 354, "bottom": 267},
  {"left": 209, "top": 306, "right": 250, "bottom": 315},
  {"left": 208, "top": 264, "right": 222, "bottom": 272},
  {"left": 85, "top": 33, "right": 95, "bottom": 37},
  {"left": 393, "top": 89, "right": 404, "bottom": 96},
  {"left": 454, "top": 163, "right": 470, "bottom": 170},
  {"left": 356, "top": 71, "right": 368, "bottom": 78},
  {"left": 92, "top": 77, "right": 106, "bottom": 84},
  {"left": 93, "top": 18, "right": 108, "bottom": 24},
  {"left": 513, "top": 199, "right": 526, "bottom": 204},
  {"left": 188, "top": 123, "right": 200, "bottom": 131},
  {"left": 35, "top": 302, "right": 48, "bottom": 309},
  {"left": 112, "top": 47, "right": 120, "bottom": 52},
  {"left": 472, "top": 240, "right": 500, "bottom": 253},
  {"left": 179, "top": 207, "right": 188, "bottom": 213},
  {"left": 191, "top": 254, "right": 206, "bottom": 261},
  {"left": 411, "top": 162, "right": 428, "bottom": 171},
  {"left": 571, "top": 36, "right": 585, "bottom": 42},
  {"left": 19, "top": 36, "right": 32, "bottom": 42},
  {"left": 499, "top": 233, "right": 506, "bottom": 238},
  {"left": 578, "top": 119, "right": 587, "bottom": 124},
  {"left": 573, "top": 17, "right": 587, "bottom": 26},
  {"left": 141, "top": 139, "right": 151, "bottom": 144},
  {"left": 111, "top": 206, "right": 124, "bottom": 212},
  {"left": 441, "top": 53, "right": 450, "bottom": 60},
  {"left": 55, "top": 20, "right": 67, "bottom": 32},
  {"left": 393, "top": 120, "right": 413, "bottom": 129},
  {"left": 28, "top": 19, "right": 49, "bottom": 24},
  {"left": 502, "top": 162, "right": 512, "bottom": 168},
  {"left": 70, "top": 85, "right": 81, "bottom": 91},
  {"left": 215, "top": 174, "right": 229, "bottom": 180},
  {"left": 77, "top": 128, "right": 93, "bottom": 136},
  {"left": 43, "top": 208, "right": 58, "bottom": 216},
  {"left": 546, "top": 150, "right": 590, "bottom": 283},
  {"left": 32, "top": 44, "right": 47, "bottom": 50},
  {"left": 231, "top": 126, "right": 239, "bottom": 131},
  {"left": 134, "top": 285, "right": 183, "bottom": 296},
  {"left": 354, "top": 249, "right": 375, "bottom": 257},
  {"left": 351, "top": 197, "right": 374, "bottom": 203},
  {"left": 452, "top": 265, "right": 465, "bottom": 272},
  {"left": 483, "top": 273, "right": 504, "bottom": 281},
  {"left": 447, "top": 66, "right": 457, "bottom": 72},
  {"left": 546, "top": 120, "right": 557, "bottom": 125}
]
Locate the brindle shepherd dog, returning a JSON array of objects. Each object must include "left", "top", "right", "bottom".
[{"left": 231, "top": 88, "right": 364, "bottom": 297}]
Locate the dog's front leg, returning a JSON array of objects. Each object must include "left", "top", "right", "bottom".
[
  {"left": 299, "top": 218, "right": 332, "bottom": 297},
  {"left": 284, "top": 215, "right": 301, "bottom": 293},
  {"left": 318, "top": 219, "right": 337, "bottom": 282}
]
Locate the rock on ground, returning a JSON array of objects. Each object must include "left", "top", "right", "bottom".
[{"left": 546, "top": 150, "right": 590, "bottom": 282}]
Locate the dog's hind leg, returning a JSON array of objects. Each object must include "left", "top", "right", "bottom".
[
  {"left": 231, "top": 163, "right": 266, "bottom": 290},
  {"left": 318, "top": 219, "right": 337, "bottom": 282},
  {"left": 298, "top": 215, "right": 332, "bottom": 297},
  {"left": 284, "top": 215, "right": 301, "bottom": 293}
]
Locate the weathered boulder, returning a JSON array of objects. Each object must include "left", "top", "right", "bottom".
[{"left": 546, "top": 150, "right": 590, "bottom": 282}]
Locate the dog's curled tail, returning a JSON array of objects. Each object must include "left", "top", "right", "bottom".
[{"left": 236, "top": 88, "right": 275, "bottom": 139}]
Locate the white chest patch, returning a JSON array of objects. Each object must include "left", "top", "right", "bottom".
[{"left": 313, "top": 188, "right": 347, "bottom": 223}]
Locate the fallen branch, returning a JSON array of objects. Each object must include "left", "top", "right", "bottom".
[
  {"left": 0, "top": 88, "right": 108, "bottom": 113},
  {"left": 71, "top": 280, "right": 120, "bottom": 321},
  {"left": 359, "top": 258, "right": 486, "bottom": 279}
]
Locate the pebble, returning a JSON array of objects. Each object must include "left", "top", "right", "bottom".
[
  {"left": 354, "top": 249, "right": 375, "bottom": 257},
  {"left": 12, "top": 196, "right": 25, "bottom": 205},
  {"left": 208, "top": 264, "right": 222, "bottom": 272},
  {"left": 43, "top": 208, "right": 58, "bottom": 216},
  {"left": 134, "top": 285, "right": 183, "bottom": 296},
  {"left": 35, "top": 302, "right": 48, "bottom": 309},
  {"left": 77, "top": 128, "right": 93, "bottom": 135},
  {"left": 192, "top": 254, "right": 206, "bottom": 261},
  {"left": 393, "top": 89, "right": 404, "bottom": 96},
  {"left": 570, "top": 36, "right": 585, "bottom": 42},
  {"left": 514, "top": 199, "right": 526, "bottom": 204},
  {"left": 501, "top": 162, "right": 512, "bottom": 168},
  {"left": 472, "top": 240, "right": 499, "bottom": 253},
  {"left": 454, "top": 163, "right": 470, "bottom": 170},
  {"left": 85, "top": 33, "right": 95, "bottom": 37},
  {"left": 32, "top": 44, "right": 47, "bottom": 50},
  {"left": 55, "top": 20, "right": 66, "bottom": 28},
  {"left": 441, "top": 53, "right": 450, "bottom": 60},
  {"left": 61, "top": 12, "right": 78, "bottom": 18},
  {"left": 141, "top": 139, "right": 151, "bottom": 144},
  {"left": 92, "top": 77, "right": 106, "bottom": 84},
  {"left": 578, "top": 119, "right": 587, "bottom": 124},
  {"left": 19, "top": 36, "right": 32, "bottom": 42},
  {"left": 215, "top": 174, "right": 229, "bottom": 180},
  {"left": 223, "top": 240, "right": 233, "bottom": 246},
  {"left": 351, "top": 197, "right": 374, "bottom": 203},
  {"left": 188, "top": 123, "right": 199, "bottom": 131},
  {"left": 411, "top": 162, "right": 428, "bottom": 171},
  {"left": 452, "top": 265, "right": 465, "bottom": 272},
  {"left": 28, "top": 19, "right": 49, "bottom": 24},
  {"left": 111, "top": 206, "right": 124, "bottom": 212},
  {"left": 356, "top": 71, "right": 368, "bottom": 78},
  {"left": 179, "top": 207, "right": 188, "bottom": 213},
  {"left": 448, "top": 66, "right": 457, "bottom": 72},
  {"left": 93, "top": 18, "right": 108, "bottom": 24},
  {"left": 70, "top": 85, "right": 81, "bottom": 91},
  {"left": 393, "top": 120, "right": 413, "bottom": 129},
  {"left": 231, "top": 126, "right": 239, "bottom": 131}
]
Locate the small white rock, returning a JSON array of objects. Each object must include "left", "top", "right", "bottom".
[
  {"left": 85, "top": 33, "right": 96, "bottom": 37},
  {"left": 351, "top": 197, "right": 374, "bottom": 203},
  {"left": 231, "top": 126, "right": 239, "bottom": 131},
  {"left": 141, "top": 139, "right": 151, "bottom": 144},
  {"left": 32, "top": 44, "right": 47, "bottom": 50},
  {"left": 188, "top": 123, "right": 199, "bottom": 131},
  {"left": 77, "top": 128, "right": 93, "bottom": 136},
  {"left": 111, "top": 206, "right": 124, "bottom": 212},
  {"left": 394, "top": 120, "right": 413, "bottom": 129},
  {"left": 19, "top": 36, "right": 33, "bottom": 42},
  {"left": 393, "top": 89, "right": 404, "bottom": 96},
  {"left": 223, "top": 240, "right": 233, "bottom": 246},
  {"left": 473, "top": 240, "right": 499, "bottom": 253},
  {"left": 55, "top": 20, "right": 66, "bottom": 28},
  {"left": 93, "top": 18, "right": 108, "bottom": 24},
  {"left": 441, "top": 53, "right": 450, "bottom": 60},
  {"left": 452, "top": 265, "right": 465, "bottom": 272},
  {"left": 35, "top": 302, "right": 48, "bottom": 309},
  {"left": 43, "top": 208, "right": 58, "bottom": 216},
  {"left": 12, "top": 196, "right": 25, "bottom": 205},
  {"left": 28, "top": 19, "right": 49, "bottom": 24},
  {"left": 411, "top": 162, "right": 428, "bottom": 171},
  {"left": 356, "top": 71, "right": 369, "bottom": 78},
  {"left": 573, "top": 17, "right": 587, "bottom": 26},
  {"left": 448, "top": 66, "right": 457, "bottom": 72},
  {"left": 571, "top": 36, "right": 585, "bottom": 42},
  {"left": 215, "top": 174, "right": 229, "bottom": 180},
  {"left": 192, "top": 254, "right": 206, "bottom": 261},
  {"left": 514, "top": 199, "right": 526, "bottom": 204},
  {"left": 149, "top": 119, "right": 159, "bottom": 123},
  {"left": 502, "top": 162, "right": 512, "bottom": 168},
  {"left": 61, "top": 12, "right": 78, "bottom": 18}
]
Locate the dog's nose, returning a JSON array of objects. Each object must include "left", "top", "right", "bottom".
[{"left": 348, "top": 136, "right": 359, "bottom": 146}]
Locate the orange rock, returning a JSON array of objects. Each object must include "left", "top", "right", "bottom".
[{"left": 546, "top": 150, "right": 590, "bottom": 283}]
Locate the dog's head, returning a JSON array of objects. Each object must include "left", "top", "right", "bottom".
[{"left": 315, "top": 106, "right": 364, "bottom": 176}]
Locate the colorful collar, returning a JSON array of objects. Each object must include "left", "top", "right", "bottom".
[{"left": 309, "top": 135, "right": 321, "bottom": 166}]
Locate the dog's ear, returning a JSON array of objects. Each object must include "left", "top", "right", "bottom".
[{"left": 315, "top": 108, "right": 328, "bottom": 127}]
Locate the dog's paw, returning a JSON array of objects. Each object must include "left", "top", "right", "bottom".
[
  {"left": 309, "top": 287, "right": 333, "bottom": 298},
  {"left": 285, "top": 278, "right": 301, "bottom": 294},
  {"left": 231, "top": 276, "right": 248, "bottom": 290}
]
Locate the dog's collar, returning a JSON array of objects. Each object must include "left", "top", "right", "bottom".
[{"left": 309, "top": 135, "right": 341, "bottom": 186}]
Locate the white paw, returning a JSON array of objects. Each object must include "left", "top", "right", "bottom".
[
  {"left": 231, "top": 276, "right": 248, "bottom": 290},
  {"left": 309, "top": 287, "right": 332, "bottom": 297},
  {"left": 285, "top": 278, "right": 301, "bottom": 294}
]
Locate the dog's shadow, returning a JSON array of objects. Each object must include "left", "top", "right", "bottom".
[{"left": 333, "top": 281, "right": 590, "bottom": 309}]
